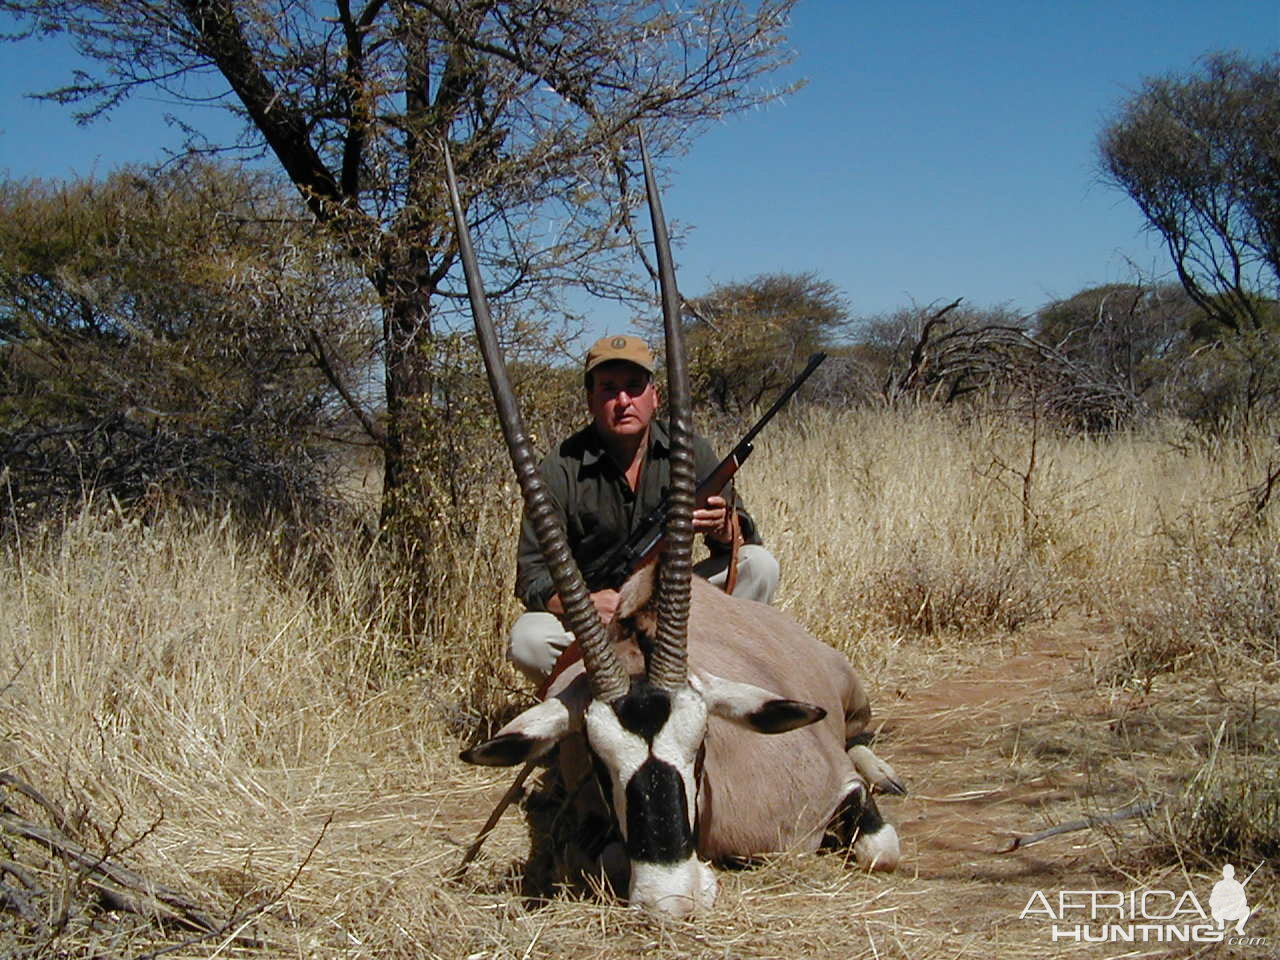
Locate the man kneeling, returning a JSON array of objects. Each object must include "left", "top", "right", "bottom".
[{"left": 509, "top": 334, "right": 779, "bottom": 685}]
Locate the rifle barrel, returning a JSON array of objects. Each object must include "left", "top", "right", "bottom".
[{"left": 739, "top": 352, "right": 827, "bottom": 448}]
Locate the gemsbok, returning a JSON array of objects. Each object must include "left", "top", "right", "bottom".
[{"left": 447, "top": 135, "right": 903, "bottom": 918}]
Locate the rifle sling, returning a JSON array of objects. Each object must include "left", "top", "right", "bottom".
[{"left": 537, "top": 637, "right": 584, "bottom": 700}]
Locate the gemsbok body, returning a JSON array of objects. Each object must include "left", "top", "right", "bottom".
[
  {"left": 465, "top": 565, "right": 904, "bottom": 916},
  {"left": 446, "top": 133, "right": 903, "bottom": 918}
]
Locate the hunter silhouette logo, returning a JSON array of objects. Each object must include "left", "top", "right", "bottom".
[
  {"left": 1020, "top": 862, "right": 1267, "bottom": 946},
  {"left": 1210, "top": 864, "right": 1252, "bottom": 934}
]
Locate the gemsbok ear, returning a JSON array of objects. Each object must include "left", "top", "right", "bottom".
[
  {"left": 690, "top": 673, "right": 827, "bottom": 734},
  {"left": 460, "top": 698, "right": 573, "bottom": 767}
]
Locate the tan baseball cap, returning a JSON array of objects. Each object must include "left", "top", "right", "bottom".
[{"left": 584, "top": 334, "right": 655, "bottom": 376}]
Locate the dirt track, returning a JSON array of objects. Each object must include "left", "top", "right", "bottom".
[
  {"left": 889, "top": 619, "right": 1112, "bottom": 874},
  {"left": 871, "top": 617, "right": 1274, "bottom": 957},
  {"left": 875, "top": 620, "right": 1122, "bottom": 941}
]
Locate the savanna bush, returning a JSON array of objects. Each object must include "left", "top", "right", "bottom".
[
  {"left": 1114, "top": 532, "right": 1280, "bottom": 681},
  {"left": 1173, "top": 755, "right": 1280, "bottom": 865}
]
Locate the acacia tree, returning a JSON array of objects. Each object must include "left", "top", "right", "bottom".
[
  {"left": 1100, "top": 53, "right": 1280, "bottom": 421},
  {"left": 1, "top": 0, "right": 799, "bottom": 526},
  {"left": 1034, "top": 283, "right": 1200, "bottom": 406},
  {"left": 680, "top": 272, "right": 850, "bottom": 413},
  {"left": 0, "top": 162, "right": 372, "bottom": 522}
]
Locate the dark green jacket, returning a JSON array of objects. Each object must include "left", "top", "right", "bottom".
[{"left": 515, "top": 420, "right": 761, "bottom": 612}]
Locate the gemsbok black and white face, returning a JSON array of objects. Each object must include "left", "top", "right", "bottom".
[
  {"left": 584, "top": 676, "right": 715, "bottom": 913},
  {"left": 583, "top": 672, "right": 827, "bottom": 914},
  {"left": 444, "top": 132, "right": 834, "bottom": 916},
  {"left": 466, "top": 678, "right": 725, "bottom": 914}
]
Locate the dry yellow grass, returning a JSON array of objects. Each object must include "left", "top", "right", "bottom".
[
  {"left": 742, "top": 406, "right": 1276, "bottom": 683},
  {"left": 1, "top": 406, "right": 1275, "bottom": 957}
]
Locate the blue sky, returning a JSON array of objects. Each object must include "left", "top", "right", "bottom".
[{"left": 1, "top": 1, "right": 1277, "bottom": 336}]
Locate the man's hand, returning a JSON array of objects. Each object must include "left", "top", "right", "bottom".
[
  {"left": 693, "top": 495, "right": 735, "bottom": 545},
  {"left": 548, "top": 588, "right": 621, "bottom": 623}
]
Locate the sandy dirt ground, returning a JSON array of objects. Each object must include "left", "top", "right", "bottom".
[{"left": 877, "top": 619, "right": 1134, "bottom": 948}]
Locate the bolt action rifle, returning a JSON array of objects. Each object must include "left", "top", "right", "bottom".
[{"left": 581, "top": 351, "right": 827, "bottom": 591}]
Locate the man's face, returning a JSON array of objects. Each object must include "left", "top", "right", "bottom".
[{"left": 587, "top": 361, "right": 659, "bottom": 444}]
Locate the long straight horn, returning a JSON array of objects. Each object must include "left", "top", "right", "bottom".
[
  {"left": 441, "top": 143, "right": 628, "bottom": 704},
  {"left": 638, "top": 129, "right": 694, "bottom": 691}
]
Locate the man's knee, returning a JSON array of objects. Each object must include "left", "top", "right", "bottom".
[
  {"left": 735, "top": 544, "right": 779, "bottom": 605},
  {"left": 696, "top": 544, "right": 780, "bottom": 605},
  {"left": 508, "top": 611, "right": 573, "bottom": 684}
]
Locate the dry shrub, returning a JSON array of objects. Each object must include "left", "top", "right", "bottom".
[
  {"left": 1113, "top": 533, "right": 1280, "bottom": 682},
  {"left": 863, "top": 547, "right": 1056, "bottom": 640},
  {"left": 1102, "top": 494, "right": 1279, "bottom": 875},
  {"left": 1122, "top": 703, "right": 1280, "bottom": 886},
  {"left": 1116, "top": 690, "right": 1280, "bottom": 869},
  {"left": 1171, "top": 754, "right": 1280, "bottom": 865}
]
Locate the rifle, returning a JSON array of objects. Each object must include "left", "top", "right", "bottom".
[{"left": 582, "top": 351, "right": 827, "bottom": 591}]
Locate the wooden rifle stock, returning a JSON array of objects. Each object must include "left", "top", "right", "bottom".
[{"left": 582, "top": 352, "right": 827, "bottom": 590}]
